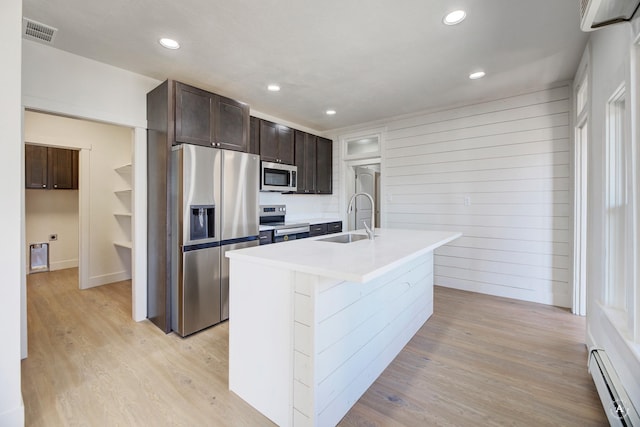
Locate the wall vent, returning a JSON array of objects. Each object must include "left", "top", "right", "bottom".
[
  {"left": 589, "top": 349, "right": 639, "bottom": 426},
  {"left": 580, "top": 0, "right": 640, "bottom": 31},
  {"left": 22, "top": 18, "right": 58, "bottom": 44}
]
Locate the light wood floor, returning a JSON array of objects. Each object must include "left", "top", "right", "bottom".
[{"left": 22, "top": 269, "right": 607, "bottom": 426}]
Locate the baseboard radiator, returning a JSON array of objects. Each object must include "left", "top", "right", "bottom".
[{"left": 589, "top": 349, "right": 639, "bottom": 426}]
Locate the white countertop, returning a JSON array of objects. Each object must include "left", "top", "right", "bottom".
[{"left": 226, "top": 228, "right": 461, "bottom": 283}]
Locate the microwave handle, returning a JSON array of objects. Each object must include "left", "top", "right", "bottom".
[{"left": 291, "top": 171, "right": 296, "bottom": 187}]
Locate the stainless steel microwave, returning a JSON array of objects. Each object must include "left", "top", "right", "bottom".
[{"left": 261, "top": 161, "right": 297, "bottom": 192}]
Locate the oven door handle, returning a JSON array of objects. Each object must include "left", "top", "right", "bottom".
[{"left": 274, "top": 227, "right": 310, "bottom": 237}]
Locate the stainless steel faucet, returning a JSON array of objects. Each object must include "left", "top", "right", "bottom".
[{"left": 347, "top": 192, "right": 375, "bottom": 240}]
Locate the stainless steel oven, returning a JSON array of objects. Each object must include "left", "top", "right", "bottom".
[
  {"left": 273, "top": 226, "right": 310, "bottom": 243},
  {"left": 259, "top": 205, "right": 309, "bottom": 243}
]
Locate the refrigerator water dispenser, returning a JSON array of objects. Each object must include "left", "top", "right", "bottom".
[{"left": 190, "top": 205, "right": 215, "bottom": 241}]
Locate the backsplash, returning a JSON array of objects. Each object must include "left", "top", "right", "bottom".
[{"left": 259, "top": 192, "right": 340, "bottom": 221}]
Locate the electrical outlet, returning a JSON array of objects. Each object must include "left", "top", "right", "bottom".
[{"left": 49, "top": 234, "right": 58, "bottom": 241}]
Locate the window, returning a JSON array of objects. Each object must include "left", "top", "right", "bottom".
[
  {"left": 344, "top": 135, "right": 380, "bottom": 159},
  {"left": 604, "top": 84, "right": 634, "bottom": 332}
]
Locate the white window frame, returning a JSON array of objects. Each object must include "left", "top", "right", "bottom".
[
  {"left": 343, "top": 131, "right": 383, "bottom": 161},
  {"left": 630, "top": 36, "right": 640, "bottom": 342},
  {"left": 604, "top": 83, "right": 634, "bottom": 333},
  {"left": 573, "top": 55, "right": 589, "bottom": 316}
]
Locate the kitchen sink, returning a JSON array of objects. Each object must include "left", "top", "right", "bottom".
[{"left": 317, "top": 233, "right": 370, "bottom": 243}]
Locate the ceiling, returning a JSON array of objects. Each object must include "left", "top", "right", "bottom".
[{"left": 22, "top": 0, "right": 588, "bottom": 131}]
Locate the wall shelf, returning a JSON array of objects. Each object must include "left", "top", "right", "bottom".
[
  {"left": 114, "top": 162, "right": 133, "bottom": 255},
  {"left": 115, "top": 163, "right": 132, "bottom": 174}
]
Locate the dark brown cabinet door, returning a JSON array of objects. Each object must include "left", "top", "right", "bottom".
[
  {"left": 259, "top": 119, "right": 295, "bottom": 164},
  {"left": 49, "top": 147, "right": 78, "bottom": 189},
  {"left": 25, "top": 145, "right": 48, "bottom": 189},
  {"left": 175, "top": 82, "right": 214, "bottom": 146},
  {"left": 277, "top": 126, "right": 294, "bottom": 165},
  {"left": 249, "top": 116, "right": 260, "bottom": 155},
  {"left": 309, "top": 223, "right": 327, "bottom": 237},
  {"left": 259, "top": 120, "right": 279, "bottom": 162},
  {"left": 25, "top": 145, "right": 78, "bottom": 190},
  {"left": 316, "top": 137, "right": 332, "bottom": 194},
  {"left": 294, "top": 131, "right": 317, "bottom": 193},
  {"left": 215, "top": 95, "right": 249, "bottom": 152},
  {"left": 294, "top": 131, "right": 306, "bottom": 192},
  {"left": 327, "top": 221, "right": 342, "bottom": 234}
]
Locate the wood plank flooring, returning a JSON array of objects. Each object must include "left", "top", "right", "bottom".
[{"left": 22, "top": 269, "right": 606, "bottom": 426}]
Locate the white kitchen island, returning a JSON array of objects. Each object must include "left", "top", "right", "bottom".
[{"left": 226, "top": 228, "right": 461, "bottom": 427}]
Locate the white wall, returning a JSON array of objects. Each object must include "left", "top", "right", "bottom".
[
  {"left": 1, "top": 0, "right": 25, "bottom": 424},
  {"left": 24, "top": 112, "right": 133, "bottom": 286},
  {"left": 22, "top": 40, "right": 156, "bottom": 129},
  {"left": 585, "top": 20, "right": 640, "bottom": 409},
  {"left": 26, "top": 189, "right": 79, "bottom": 271},
  {"left": 336, "top": 85, "right": 571, "bottom": 307},
  {"left": 22, "top": 40, "right": 160, "bottom": 323}
]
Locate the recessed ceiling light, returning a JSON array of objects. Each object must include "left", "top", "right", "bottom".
[
  {"left": 159, "top": 38, "right": 180, "bottom": 49},
  {"left": 443, "top": 10, "right": 466, "bottom": 25},
  {"left": 326, "top": 109, "right": 336, "bottom": 116},
  {"left": 267, "top": 84, "right": 281, "bottom": 92},
  {"left": 469, "top": 71, "right": 486, "bottom": 80}
]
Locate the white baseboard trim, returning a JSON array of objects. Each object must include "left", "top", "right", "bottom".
[
  {"left": 0, "top": 400, "right": 25, "bottom": 427},
  {"left": 435, "top": 277, "right": 572, "bottom": 308},
  {"left": 87, "top": 270, "right": 132, "bottom": 288},
  {"left": 50, "top": 259, "right": 79, "bottom": 271}
]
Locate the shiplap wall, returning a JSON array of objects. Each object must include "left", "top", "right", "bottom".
[{"left": 383, "top": 85, "right": 571, "bottom": 307}]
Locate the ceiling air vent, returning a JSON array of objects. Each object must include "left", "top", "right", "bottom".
[{"left": 22, "top": 18, "right": 58, "bottom": 44}]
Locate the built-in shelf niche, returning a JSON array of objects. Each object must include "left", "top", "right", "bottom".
[{"left": 113, "top": 163, "right": 132, "bottom": 249}]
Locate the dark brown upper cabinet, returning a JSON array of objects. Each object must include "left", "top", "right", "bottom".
[
  {"left": 259, "top": 120, "right": 294, "bottom": 165},
  {"left": 248, "top": 116, "right": 260, "bottom": 155},
  {"left": 174, "top": 81, "right": 249, "bottom": 152},
  {"left": 315, "top": 137, "right": 333, "bottom": 194},
  {"left": 175, "top": 83, "right": 213, "bottom": 146},
  {"left": 254, "top": 116, "right": 333, "bottom": 195},
  {"left": 293, "top": 132, "right": 332, "bottom": 195},
  {"left": 25, "top": 144, "right": 78, "bottom": 190},
  {"left": 25, "top": 144, "right": 48, "bottom": 189},
  {"left": 215, "top": 95, "right": 249, "bottom": 152},
  {"left": 294, "top": 131, "right": 317, "bottom": 194},
  {"left": 49, "top": 147, "right": 79, "bottom": 189}
]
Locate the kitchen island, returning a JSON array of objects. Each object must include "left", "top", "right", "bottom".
[{"left": 226, "top": 228, "right": 461, "bottom": 427}]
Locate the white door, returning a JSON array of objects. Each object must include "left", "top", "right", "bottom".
[{"left": 354, "top": 167, "right": 374, "bottom": 230}]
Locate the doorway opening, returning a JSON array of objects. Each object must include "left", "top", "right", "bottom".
[
  {"left": 25, "top": 143, "right": 80, "bottom": 278},
  {"left": 348, "top": 164, "right": 381, "bottom": 231},
  {"left": 341, "top": 131, "right": 384, "bottom": 232},
  {"left": 23, "top": 110, "right": 134, "bottom": 295}
]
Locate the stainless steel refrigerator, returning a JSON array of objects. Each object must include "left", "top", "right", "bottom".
[{"left": 170, "top": 144, "right": 259, "bottom": 337}]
